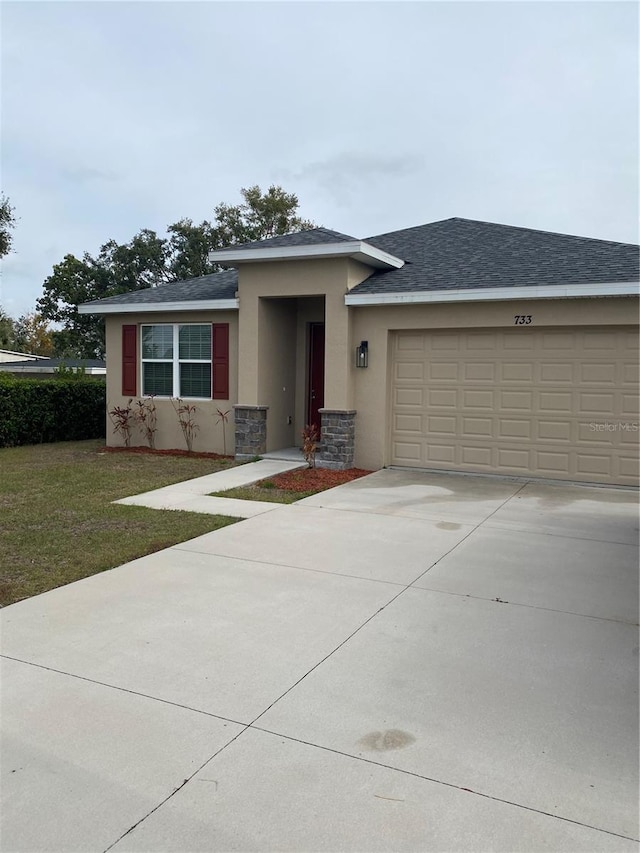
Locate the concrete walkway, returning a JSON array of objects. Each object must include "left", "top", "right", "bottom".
[
  {"left": 114, "top": 457, "right": 305, "bottom": 517},
  {"left": 1, "top": 470, "right": 638, "bottom": 852}
]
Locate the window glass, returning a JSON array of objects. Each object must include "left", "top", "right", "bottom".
[
  {"left": 180, "top": 363, "right": 211, "bottom": 398},
  {"left": 179, "top": 325, "right": 211, "bottom": 360},
  {"left": 143, "top": 362, "right": 172, "bottom": 396},
  {"left": 142, "top": 325, "right": 173, "bottom": 360}
]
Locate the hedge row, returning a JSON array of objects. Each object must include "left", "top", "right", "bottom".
[{"left": 0, "top": 375, "right": 106, "bottom": 447}]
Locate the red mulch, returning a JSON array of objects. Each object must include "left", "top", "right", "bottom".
[
  {"left": 102, "top": 446, "right": 233, "bottom": 461},
  {"left": 261, "top": 467, "right": 371, "bottom": 493}
]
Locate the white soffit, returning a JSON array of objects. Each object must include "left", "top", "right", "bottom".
[
  {"left": 345, "top": 281, "right": 640, "bottom": 305},
  {"left": 78, "top": 299, "right": 240, "bottom": 315},
  {"left": 208, "top": 241, "right": 404, "bottom": 270}
]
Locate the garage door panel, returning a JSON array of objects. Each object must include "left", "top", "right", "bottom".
[
  {"left": 541, "top": 332, "right": 575, "bottom": 349},
  {"left": 394, "top": 414, "right": 422, "bottom": 433},
  {"left": 499, "top": 419, "right": 531, "bottom": 439},
  {"left": 620, "top": 427, "right": 640, "bottom": 444},
  {"left": 621, "top": 394, "right": 639, "bottom": 415},
  {"left": 461, "top": 446, "right": 492, "bottom": 466},
  {"left": 429, "top": 362, "right": 459, "bottom": 381},
  {"left": 580, "top": 363, "right": 617, "bottom": 384},
  {"left": 396, "top": 334, "right": 425, "bottom": 352},
  {"left": 500, "top": 390, "right": 533, "bottom": 410},
  {"left": 579, "top": 392, "right": 616, "bottom": 414},
  {"left": 501, "top": 363, "right": 534, "bottom": 382},
  {"left": 539, "top": 392, "right": 572, "bottom": 412},
  {"left": 540, "top": 363, "right": 574, "bottom": 383},
  {"left": 576, "top": 454, "right": 613, "bottom": 476},
  {"left": 464, "top": 363, "right": 496, "bottom": 381},
  {"left": 429, "top": 389, "right": 457, "bottom": 407},
  {"left": 395, "top": 361, "right": 423, "bottom": 380},
  {"left": 392, "top": 441, "right": 422, "bottom": 462},
  {"left": 538, "top": 420, "right": 572, "bottom": 441},
  {"left": 462, "top": 417, "right": 493, "bottom": 436},
  {"left": 394, "top": 388, "right": 423, "bottom": 407},
  {"left": 497, "top": 448, "right": 532, "bottom": 470},
  {"left": 428, "top": 415, "right": 457, "bottom": 434},
  {"left": 463, "top": 390, "right": 494, "bottom": 409},
  {"left": 425, "top": 443, "right": 456, "bottom": 463},
  {"left": 391, "top": 327, "right": 639, "bottom": 486}
]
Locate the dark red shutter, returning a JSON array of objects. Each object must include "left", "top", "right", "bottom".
[
  {"left": 122, "top": 324, "right": 137, "bottom": 396},
  {"left": 212, "top": 323, "right": 229, "bottom": 399}
]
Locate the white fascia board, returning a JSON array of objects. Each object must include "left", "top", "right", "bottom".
[
  {"left": 345, "top": 281, "right": 640, "bottom": 306},
  {"left": 0, "top": 349, "right": 46, "bottom": 360},
  {"left": 77, "top": 299, "right": 239, "bottom": 315},
  {"left": 208, "top": 241, "right": 404, "bottom": 270}
]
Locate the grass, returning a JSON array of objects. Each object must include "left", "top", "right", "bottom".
[
  {"left": 0, "top": 440, "right": 240, "bottom": 607},
  {"left": 210, "top": 484, "right": 317, "bottom": 504}
]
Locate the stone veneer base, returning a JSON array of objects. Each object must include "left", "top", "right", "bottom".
[
  {"left": 318, "top": 408, "right": 356, "bottom": 470},
  {"left": 234, "top": 405, "right": 268, "bottom": 458}
]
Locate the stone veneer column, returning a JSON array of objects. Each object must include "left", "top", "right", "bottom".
[
  {"left": 318, "top": 409, "right": 356, "bottom": 470},
  {"left": 233, "top": 405, "right": 268, "bottom": 459}
]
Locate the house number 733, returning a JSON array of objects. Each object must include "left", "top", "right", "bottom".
[{"left": 514, "top": 315, "right": 532, "bottom": 325}]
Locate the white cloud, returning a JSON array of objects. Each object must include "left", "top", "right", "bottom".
[{"left": 1, "top": 0, "right": 637, "bottom": 316}]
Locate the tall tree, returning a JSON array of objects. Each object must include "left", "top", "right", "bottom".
[
  {"left": 212, "top": 185, "right": 315, "bottom": 246},
  {"left": 0, "top": 194, "right": 16, "bottom": 258},
  {"left": 11, "top": 313, "right": 55, "bottom": 357},
  {"left": 38, "top": 185, "right": 315, "bottom": 359},
  {"left": 0, "top": 306, "right": 16, "bottom": 349}
]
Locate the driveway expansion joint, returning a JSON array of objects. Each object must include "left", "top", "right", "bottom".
[
  {"left": 247, "top": 726, "right": 640, "bottom": 845},
  {"left": 0, "top": 654, "right": 249, "bottom": 728}
]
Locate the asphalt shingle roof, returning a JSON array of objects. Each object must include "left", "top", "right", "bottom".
[
  {"left": 81, "top": 219, "right": 638, "bottom": 309},
  {"left": 354, "top": 218, "right": 639, "bottom": 295},
  {"left": 82, "top": 269, "right": 238, "bottom": 307},
  {"left": 230, "top": 227, "right": 358, "bottom": 250}
]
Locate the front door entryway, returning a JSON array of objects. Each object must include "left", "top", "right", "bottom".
[{"left": 307, "top": 323, "right": 325, "bottom": 431}]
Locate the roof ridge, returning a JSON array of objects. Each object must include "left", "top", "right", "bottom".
[
  {"left": 446, "top": 217, "right": 639, "bottom": 248},
  {"left": 367, "top": 217, "right": 639, "bottom": 249}
]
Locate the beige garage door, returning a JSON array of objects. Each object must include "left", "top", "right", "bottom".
[{"left": 390, "top": 327, "right": 639, "bottom": 485}]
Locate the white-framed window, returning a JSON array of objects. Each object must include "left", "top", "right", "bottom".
[{"left": 141, "top": 324, "right": 212, "bottom": 398}]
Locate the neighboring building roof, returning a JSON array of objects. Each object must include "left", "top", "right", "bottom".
[
  {"left": 0, "top": 349, "right": 48, "bottom": 363},
  {"left": 79, "top": 218, "right": 639, "bottom": 312},
  {"left": 354, "top": 218, "right": 639, "bottom": 295},
  {"left": 0, "top": 358, "right": 106, "bottom": 375}
]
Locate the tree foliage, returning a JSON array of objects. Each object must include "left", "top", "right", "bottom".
[
  {"left": 38, "top": 185, "right": 315, "bottom": 359},
  {"left": 0, "top": 307, "right": 15, "bottom": 349},
  {"left": 0, "top": 194, "right": 16, "bottom": 259},
  {"left": 11, "top": 313, "right": 55, "bottom": 357},
  {"left": 0, "top": 307, "right": 55, "bottom": 357}
]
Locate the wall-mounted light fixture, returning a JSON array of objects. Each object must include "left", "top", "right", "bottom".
[{"left": 355, "top": 340, "right": 369, "bottom": 368}]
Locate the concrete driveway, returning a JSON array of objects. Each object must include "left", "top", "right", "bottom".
[{"left": 1, "top": 470, "right": 638, "bottom": 852}]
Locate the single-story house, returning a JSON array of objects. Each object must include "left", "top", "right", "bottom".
[
  {"left": 78, "top": 217, "right": 639, "bottom": 486},
  {"left": 0, "top": 358, "right": 106, "bottom": 377}
]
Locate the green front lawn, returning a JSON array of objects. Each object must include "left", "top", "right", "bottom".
[{"left": 0, "top": 440, "right": 240, "bottom": 607}]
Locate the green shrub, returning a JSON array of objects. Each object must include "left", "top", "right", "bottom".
[{"left": 0, "top": 374, "right": 106, "bottom": 447}]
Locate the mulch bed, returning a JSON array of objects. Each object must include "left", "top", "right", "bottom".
[
  {"left": 103, "top": 446, "right": 233, "bottom": 461},
  {"left": 261, "top": 467, "right": 371, "bottom": 493}
]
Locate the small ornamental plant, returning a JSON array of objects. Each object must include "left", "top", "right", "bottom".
[
  {"left": 301, "top": 423, "right": 318, "bottom": 469},
  {"left": 172, "top": 398, "right": 199, "bottom": 452},
  {"left": 134, "top": 397, "right": 158, "bottom": 449},
  {"left": 108, "top": 400, "right": 135, "bottom": 447},
  {"left": 215, "top": 407, "right": 231, "bottom": 456}
]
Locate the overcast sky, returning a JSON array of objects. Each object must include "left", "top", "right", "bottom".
[{"left": 1, "top": 0, "right": 638, "bottom": 319}]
